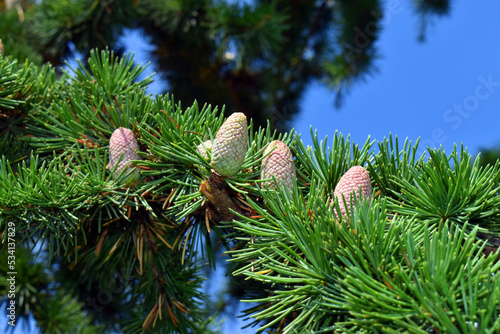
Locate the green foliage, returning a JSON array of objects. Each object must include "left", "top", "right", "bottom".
[
  {"left": 0, "top": 53, "right": 58, "bottom": 163},
  {"left": 0, "top": 8, "right": 43, "bottom": 65},
  {"left": 292, "top": 129, "right": 373, "bottom": 193},
  {"left": 229, "top": 188, "right": 500, "bottom": 333},
  {"left": 367, "top": 134, "right": 425, "bottom": 195},
  {"left": 207, "top": 0, "right": 290, "bottom": 65},
  {"left": 36, "top": 292, "right": 105, "bottom": 334},
  {"left": 478, "top": 143, "right": 500, "bottom": 168},
  {"left": 1, "top": 49, "right": 499, "bottom": 334},
  {"left": 388, "top": 146, "right": 500, "bottom": 236},
  {"left": 27, "top": 48, "right": 152, "bottom": 152},
  {"left": 31, "top": 0, "right": 138, "bottom": 61},
  {"left": 0, "top": 57, "right": 26, "bottom": 110}
]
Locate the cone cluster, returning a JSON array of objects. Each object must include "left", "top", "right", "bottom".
[
  {"left": 204, "top": 113, "right": 297, "bottom": 189},
  {"left": 210, "top": 112, "right": 248, "bottom": 176},
  {"left": 260, "top": 140, "right": 295, "bottom": 192},
  {"left": 202, "top": 113, "right": 374, "bottom": 221},
  {"left": 332, "top": 166, "right": 372, "bottom": 219},
  {"left": 109, "top": 127, "right": 141, "bottom": 186}
]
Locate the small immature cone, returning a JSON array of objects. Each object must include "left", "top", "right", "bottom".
[
  {"left": 260, "top": 140, "right": 295, "bottom": 192},
  {"left": 196, "top": 140, "right": 213, "bottom": 177},
  {"left": 197, "top": 140, "right": 213, "bottom": 160},
  {"left": 332, "top": 166, "right": 372, "bottom": 219},
  {"left": 109, "top": 127, "right": 141, "bottom": 186},
  {"left": 211, "top": 112, "right": 248, "bottom": 176}
]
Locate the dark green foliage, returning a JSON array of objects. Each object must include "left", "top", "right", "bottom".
[
  {"left": 292, "top": 129, "right": 373, "bottom": 194},
  {"left": 0, "top": 7, "right": 43, "bottom": 65},
  {"left": 228, "top": 186, "right": 500, "bottom": 333},
  {"left": 0, "top": 55, "right": 57, "bottom": 162},
  {"left": 0, "top": 244, "right": 103, "bottom": 333},
  {"left": 367, "top": 135, "right": 425, "bottom": 195},
  {"left": 478, "top": 144, "right": 500, "bottom": 168},
  {"left": 26, "top": 48, "right": 152, "bottom": 152},
  {"left": 30, "top": 0, "right": 138, "bottom": 63},
  {"left": 388, "top": 146, "right": 500, "bottom": 236},
  {"left": 0, "top": 50, "right": 221, "bottom": 333},
  {"left": 412, "top": 0, "right": 452, "bottom": 41}
]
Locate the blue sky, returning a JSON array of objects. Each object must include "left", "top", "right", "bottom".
[{"left": 297, "top": 0, "right": 500, "bottom": 157}]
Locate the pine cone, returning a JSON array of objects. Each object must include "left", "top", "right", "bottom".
[
  {"left": 211, "top": 112, "right": 248, "bottom": 176},
  {"left": 197, "top": 140, "right": 213, "bottom": 160},
  {"left": 261, "top": 140, "right": 295, "bottom": 192},
  {"left": 108, "top": 127, "right": 141, "bottom": 186},
  {"left": 332, "top": 166, "right": 372, "bottom": 219}
]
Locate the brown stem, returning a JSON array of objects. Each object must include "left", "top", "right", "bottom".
[{"left": 199, "top": 172, "right": 240, "bottom": 222}]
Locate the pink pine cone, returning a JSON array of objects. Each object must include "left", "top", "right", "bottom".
[
  {"left": 261, "top": 140, "right": 295, "bottom": 191},
  {"left": 332, "top": 166, "right": 372, "bottom": 219},
  {"left": 109, "top": 127, "right": 141, "bottom": 185},
  {"left": 211, "top": 112, "right": 248, "bottom": 176}
]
